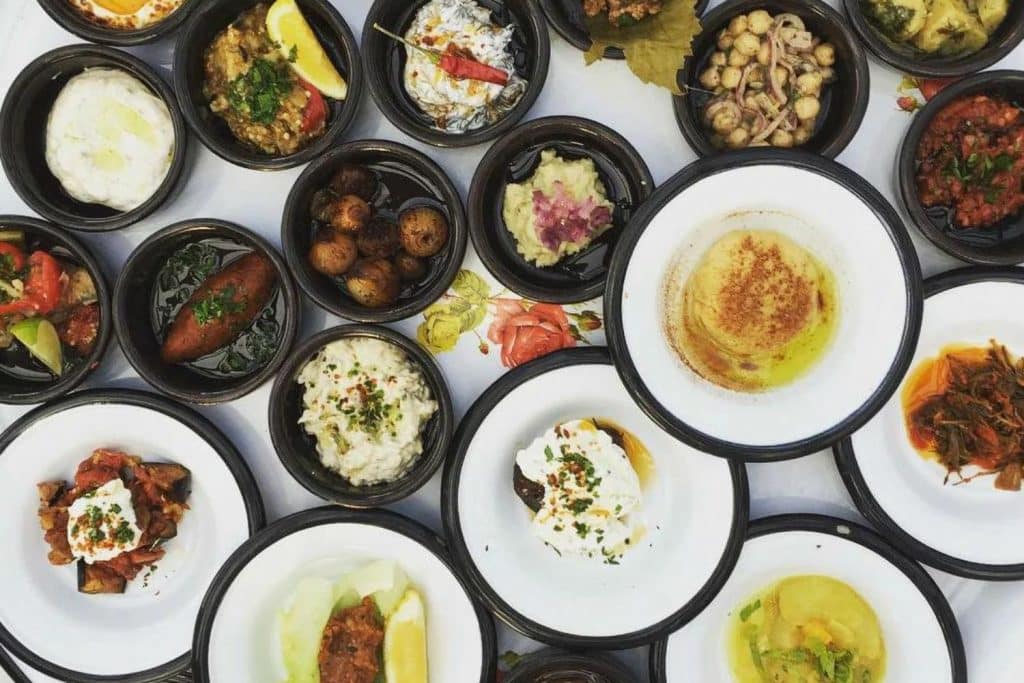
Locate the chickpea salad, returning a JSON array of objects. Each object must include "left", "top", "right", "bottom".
[
  {"left": 297, "top": 337, "right": 438, "bottom": 486},
  {"left": 699, "top": 10, "right": 837, "bottom": 150}
]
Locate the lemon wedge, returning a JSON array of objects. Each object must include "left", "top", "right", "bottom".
[
  {"left": 384, "top": 588, "right": 428, "bottom": 683},
  {"left": 10, "top": 318, "right": 63, "bottom": 376},
  {"left": 266, "top": 0, "right": 348, "bottom": 100}
]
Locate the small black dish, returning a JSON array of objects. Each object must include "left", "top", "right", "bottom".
[
  {"left": 281, "top": 139, "right": 468, "bottom": 323},
  {"left": 673, "top": 0, "right": 869, "bottom": 159},
  {"left": 35, "top": 0, "right": 199, "bottom": 46},
  {"left": 539, "top": 0, "right": 709, "bottom": 58},
  {"left": 172, "top": 0, "right": 364, "bottom": 171},
  {"left": 114, "top": 218, "right": 299, "bottom": 404},
  {"left": 897, "top": 70, "right": 1024, "bottom": 266},
  {"left": 361, "top": 0, "right": 550, "bottom": 148},
  {"left": 269, "top": 324, "right": 454, "bottom": 508},
  {"left": 468, "top": 115, "right": 653, "bottom": 303},
  {"left": 505, "top": 649, "right": 639, "bottom": 682},
  {"left": 844, "top": 0, "right": 1024, "bottom": 78},
  {"left": 0, "top": 44, "right": 190, "bottom": 232},
  {"left": 0, "top": 216, "right": 111, "bottom": 405}
]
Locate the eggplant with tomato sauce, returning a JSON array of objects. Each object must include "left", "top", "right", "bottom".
[{"left": 36, "top": 448, "right": 191, "bottom": 594}]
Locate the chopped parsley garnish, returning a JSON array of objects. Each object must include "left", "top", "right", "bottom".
[
  {"left": 113, "top": 520, "right": 136, "bottom": 544},
  {"left": 739, "top": 599, "right": 761, "bottom": 622},
  {"left": 568, "top": 497, "right": 593, "bottom": 514},
  {"left": 227, "top": 57, "right": 294, "bottom": 125},
  {"left": 192, "top": 285, "right": 245, "bottom": 326},
  {"left": 573, "top": 521, "right": 591, "bottom": 539}
]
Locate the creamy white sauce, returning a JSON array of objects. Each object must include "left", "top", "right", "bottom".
[
  {"left": 45, "top": 68, "right": 175, "bottom": 212},
  {"left": 66, "top": 478, "right": 143, "bottom": 564},
  {"left": 515, "top": 420, "right": 643, "bottom": 562},
  {"left": 403, "top": 0, "right": 528, "bottom": 133},
  {"left": 297, "top": 338, "right": 438, "bottom": 486}
]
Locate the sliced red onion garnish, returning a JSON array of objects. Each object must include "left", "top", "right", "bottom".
[{"left": 531, "top": 181, "right": 611, "bottom": 251}]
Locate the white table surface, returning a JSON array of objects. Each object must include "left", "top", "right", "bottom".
[{"left": 0, "top": 1, "right": 1021, "bottom": 681}]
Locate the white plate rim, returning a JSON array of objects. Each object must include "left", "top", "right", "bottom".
[
  {"left": 835, "top": 267, "right": 1024, "bottom": 580},
  {"left": 441, "top": 346, "right": 750, "bottom": 649},
  {"left": 648, "top": 513, "right": 968, "bottom": 683},
  {"left": 191, "top": 505, "right": 498, "bottom": 683},
  {"left": 0, "top": 388, "right": 265, "bottom": 683},
  {"left": 604, "top": 149, "right": 924, "bottom": 461}
]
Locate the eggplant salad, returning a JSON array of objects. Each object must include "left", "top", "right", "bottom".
[{"left": 37, "top": 448, "right": 191, "bottom": 594}]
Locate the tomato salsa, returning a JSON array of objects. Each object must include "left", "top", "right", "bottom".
[{"left": 916, "top": 94, "right": 1024, "bottom": 230}]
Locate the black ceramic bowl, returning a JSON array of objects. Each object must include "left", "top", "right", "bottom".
[
  {"left": 172, "top": 0, "right": 364, "bottom": 171},
  {"left": 35, "top": 0, "right": 199, "bottom": 46},
  {"left": 361, "top": 0, "right": 550, "bottom": 148},
  {"left": 897, "top": 70, "right": 1024, "bottom": 265},
  {"left": 844, "top": 0, "right": 1024, "bottom": 78},
  {"left": 269, "top": 324, "right": 454, "bottom": 507},
  {"left": 539, "top": 0, "right": 709, "bottom": 58},
  {"left": 468, "top": 116, "right": 653, "bottom": 303},
  {"left": 0, "top": 216, "right": 112, "bottom": 404},
  {"left": 506, "top": 649, "right": 639, "bottom": 682},
  {"left": 674, "top": 0, "right": 870, "bottom": 159},
  {"left": 281, "top": 139, "right": 468, "bottom": 323},
  {"left": 113, "top": 218, "right": 300, "bottom": 404},
  {"left": 0, "top": 44, "right": 190, "bottom": 232}
]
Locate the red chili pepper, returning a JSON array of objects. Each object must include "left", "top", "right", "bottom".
[
  {"left": 0, "top": 299, "right": 37, "bottom": 316},
  {"left": 299, "top": 78, "right": 327, "bottom": 134},
  {"left": 439, "top": 44, "right": 508, "bottom": 86},
  {"left": 918, "top": 77, "right": 957, "bottom": 102},
  {"left": 373, "top": 23, "right": 509, "bottom": 87},
  {"left": 0, "top": 242, "right": 25, "bottom": 273},
  {"left": 24, "top": 251, "right": 62, "bottom": 315}
]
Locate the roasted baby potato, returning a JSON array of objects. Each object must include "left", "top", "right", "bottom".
[
  {"left": 394, "top": 251, "right": 428, "bottom": 282},
  {"left": 346, "top": 258, "right": 401, "bottom": 308},
  {"left": 309, "top": 231, "right": 358, "bottom": 277},
  {"left": 329, "top": 164, "right": 378, "bottom": 201},
  {"left": 356, "top": 217, "right": 401, "bottom": 258},
  {"left": 399, "top": 206, "right": 449, "bottom": 258}
]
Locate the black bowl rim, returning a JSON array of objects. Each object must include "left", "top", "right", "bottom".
[
  {"left": 843, "top": 0, "right": 1024, "bottom": 77},
  {"left": 191, "top": 505, "right": 498, "bottom": 683},
  {"left": 672, "top": 0, "right": 870, "bottom": 159},
  {"left": 604, "top": 148, "right": 924, "bottom": 462},
  {"left": 0, "top": 387, "right": 266, "bottom": 683},
  {"left": 467, "top": 115, "right": 655, "bottom": 304},
  {"left": 268, "top": 323, "right": 455, "bottom": 507},
  {"left": 113, "top": 217, "right": 301, "bottom": 405},
  {"left": 281, "top": 138, "right": 469, "bottom": 322},
  {"left": 648, "top": 513, "right": 968, "bottom": 683},
  {"left": 0, "top": 215, "right": 113, "bottom": 405},
  {"left": 835, "top": 265, "right": 1024, "bottom": 581},
  {"left": 505, "top": 648, "right": 640, "bottom": 682},
  {"left": 0, "top": 44, "right": 190, "bottom": 233},
  {"left": 441, "top": 346, "right": 750, "bottom": 650},
  {"left": 537, "top": 0, "right": 711, "bottom": 59},
  {"left": 896, "top": 69, "right": 1024, "bottom": 266},
  {"left": 34, "top": 0, "right": 200, "bottom": 46},
  {"left": 0, "top": 647, "right": 29, "bottom": 683},
  {"left": 171, "top": 0, "right": 365, "bottom": 171},
  {"left": 360, "top": 0, "right": 552, "bottom": 148}
]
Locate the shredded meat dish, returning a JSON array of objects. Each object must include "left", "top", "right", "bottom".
[
  {"left": 916, "top": 93, "right": 1024, "bottom": 230},
  {"left": 582, "top": 0, "right": 663, "bottom": 25},
  {"left": 37, "top": 448, "right": 191, "bottom": 593},
  {"left": 317, "top": 596, "right": 385, "bottom": 683}
]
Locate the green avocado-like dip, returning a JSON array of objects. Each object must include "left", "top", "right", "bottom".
[{"left": 502, "top": 149, "right": 614, "bottom": 267}]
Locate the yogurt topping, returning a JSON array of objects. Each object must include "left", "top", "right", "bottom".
[
  {"left": 45, "top": 68, "right": 175, "bottom": 212},
  {"left": 66, "top": 478, "right": 143, "bottom": 564}
]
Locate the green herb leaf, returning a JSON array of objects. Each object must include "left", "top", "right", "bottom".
[{"left": 739, "top": 599, "right": 761, "bottom": 622}]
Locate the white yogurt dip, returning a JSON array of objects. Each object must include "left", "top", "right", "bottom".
[{"left": 45, "top": 68, "right": 175, "bottom": 212}]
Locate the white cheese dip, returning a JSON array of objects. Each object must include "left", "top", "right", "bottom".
[
  {"left": 403, "top": 0, "right": 528, "bottom": 133},
  {"left": 45, "top": 68, "right": 175, "bottom": 212},
  {"left": 515, "top": 419, "right": 643, "bottom": 563},
  {"left": 66, "top": 478, "right": 143, "bottom": 564},
  {"left": 297, "top": 338, "right": 438, "bottom": 486}
]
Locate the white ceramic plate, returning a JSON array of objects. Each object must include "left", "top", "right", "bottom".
[
  {"left": 837, "top": 270, "right": 1024, "bottom": 578},
  {"left": 652, "top": 515, "right": 966, "bottom": 683},
  {"left": 0, "top": 389, "right": 262, "bottom": 682},
  {"left": 606, "top": 150, "right": 922, "bottom": 460},
  {"left": 443, "top": 347, "right": 747, "bottom": 648},
  {"left": 193, "top": 506, "right": 495, "bottom": 683}
]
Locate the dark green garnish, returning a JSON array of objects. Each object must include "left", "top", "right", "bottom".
[
  {"left": 192, "top": 285, "right": 245, "bottom": 326},
  {"left": 863, "top": 0, "right": 916, "bottom": 41},
  {"left": 739, "top": 599, "right": 761, "bottom": 622},
  {"left": 227, "top": 57, "right": 294, "bottom": 125},
  {"left": 113, "top": 520, "right": 136, "bottom": 544}
]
